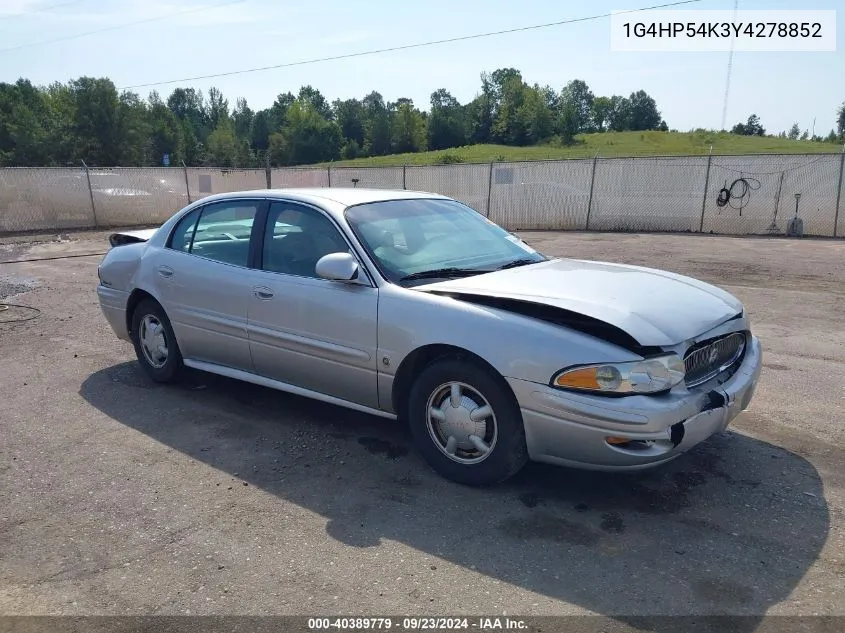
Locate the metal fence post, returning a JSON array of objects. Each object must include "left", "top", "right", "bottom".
[
  {"left": 182, "top": 160, "right": 192, "bottom": 203},
  {"left": 833, "top": 149, "right": 845, "bottom": 238},
  {"left": 327, "top": 164, "right": 332, "bottom": 187},
  {"left": 773, "top": 171, "right": 784, "bottom": 228},
  {"left": 485, "top": 161, "right": 494, "bottom": 218},
  {"left": 81, "top": 160, "right": 99, "bottom": 228},
  {"left": 585, "top": 153, "right": 599, "bottom": 231},
  {"left": 698, "top": 148, "right": 713, "bottom": 232},
  {"left": 403, "top": 164, "right": 407, "bottom": 190}
]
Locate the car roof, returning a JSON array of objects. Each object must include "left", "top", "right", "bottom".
[{"left": 194, "top": 187, "right": 450, "bottom": 211}]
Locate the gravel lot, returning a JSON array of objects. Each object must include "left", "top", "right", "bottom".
[{"left": 1, "top": 229, "right": 843, "bottom": 626}]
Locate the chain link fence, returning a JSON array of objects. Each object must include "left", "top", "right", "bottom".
[
  {"left": 489, "top": 160, "right": 594, "bottom": 230},
  {"left": 2, "top": 153, "right": 844, "bottom": 237},
  {"left": 588, "top": 156, "right": 709, "bottom": 233},
  {"left": 702, "top": 154, "right": 843, "bottom": 236},
  {"left": 0, "top": 167, "right": 93, "bottom": 232},
  {"left": 406, "top": 163, "right": 492, "bottom": 218},
  {"left": 271, "top": 167, "right": 329, "bottom": 188},
  {"left": 329, "top": 165, "right": 404, "bottom": 189}
]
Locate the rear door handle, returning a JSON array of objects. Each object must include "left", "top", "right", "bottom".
[
  {"left": 157, "top": 265, "right": 174, "bottom": 278},
  {"left": 253, "top": 286, "right": 274, "bottom": 300}
]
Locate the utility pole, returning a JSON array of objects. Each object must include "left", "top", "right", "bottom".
[{"left": 720, "top": 0, "right": 739, "bottom": 130}]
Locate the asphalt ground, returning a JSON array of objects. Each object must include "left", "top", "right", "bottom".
[{"left": 1, "top": 229, "right": 843, "bottom": 629}]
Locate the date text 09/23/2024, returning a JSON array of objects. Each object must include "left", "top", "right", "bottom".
[{"left": 308, "top": 617, "right": 528, "bottom": 630}]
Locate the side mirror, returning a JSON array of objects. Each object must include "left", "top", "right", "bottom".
[{"left": 316, "top": 252, "right": 360, "bottom": 282}]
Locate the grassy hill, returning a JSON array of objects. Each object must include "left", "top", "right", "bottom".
[{"left": 322, "top": 131, "right": 842, "bottom": 167}]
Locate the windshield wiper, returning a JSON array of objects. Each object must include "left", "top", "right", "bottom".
[
  {"left": 399, "top": 267, "right": 485, "bottom": 282},
  {"left": 495, "top": 257, "right": 541, "bottom": 271}
]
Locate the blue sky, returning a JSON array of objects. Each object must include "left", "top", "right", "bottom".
[{"left": 1, "top": 0, "right": 842, "bottom": 136}]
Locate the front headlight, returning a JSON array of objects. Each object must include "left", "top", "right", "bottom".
[{"left": 552, "top": 354, "right": 685, "bottom": 395}]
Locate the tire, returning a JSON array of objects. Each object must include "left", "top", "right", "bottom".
[
  {"left": 130, "top": 298, "right": 184, "bottom": 383},
  {"left": 407, "top": 357, "right": 528, "bottom": 486}
]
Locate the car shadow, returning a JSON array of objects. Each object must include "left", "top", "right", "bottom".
[{"left": 80, "top": 362, "right": 830, "bottom": 630}]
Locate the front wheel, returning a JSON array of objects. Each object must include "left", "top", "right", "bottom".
[{"left": 407, "top": 357, "right": 528, "bottom": 486}]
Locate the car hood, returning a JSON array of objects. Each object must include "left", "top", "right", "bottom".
[{"left": 414, "top": 258, "right": 743, "bottom": 346}]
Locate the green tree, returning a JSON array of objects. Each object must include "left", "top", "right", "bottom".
[
  {"left": 117, "top": 91, "right": 150, "bottom": 165},
  {"left": 427, "top": 89, "right": 467, "bottom": 150},
  {"left": 607, "top": 95, "right": 631, "bottom": 131},
  {"left": 148, "top": 99, "right": 184, "bottom": 166},
  {"left": 590, "top": 96, "right": 613, "bottom": 132},
  {"left": 787, "top": 123, "right": 800, "bottom": 140},
  {"left": 518, "top": 84, "right": 553, "bottom": 144},
  {"left": 44, "top": 81, "right": 77, "bottom": 165},
  {"left": 626, "top": 90, "right": 662, "bottom": 131},
  {"left": 0, "top": 79, "right": 55, "bottom": 166},
  {"left": 232, "top": 98, "right": 253, "bottom": 139},
  {"left": 557, "top": 101, "right": 579, "bottom": 145},
  {"left": 333, "top": 98, "right": 366, "bottom": 149},
  {"left": 745, "top": 114, "right": 765, "bottom": 136},
  {"left": 492, "top": 76, "right": 530, "bottom": 145},
  {"left": 558, "top": 79, "right": 594, "bottom": 133},
  {"left": 270, "top": 92, "right": 296, "bottom": 131},
  {"left": 270, "top": 99, "right": 342, "bottom": 166},
  {"left": 391, "top": 99, "right": 427, "bottom": 153},
  {"left": 206, "top": 87, "right": 229, "bottom": 128},
  {"left": 837, "top": 102, "right": 845, "bottom": 138},
  {"left": 466, "top": 72, "right": 495, "bottom": 144},
  {"left": 268, "top": 132, "right": 287, "bottom": 165},
  {"left": 180, "top": 119, "right": 202, "bottom": 165},
  {"left": 732, "top": 113, "right": 764, "bottom": 136},
  {"left": 362, "top": 91, "right": 391, "bottom": 156},
  {"left": 297, "top": 85, "right": 332, "bottom": 120},
  {"left": 489, "top": 68, "right": 522, "bottom": 112},
  {"left": 69, "top": 76, "right": 123, "bottom": 165},
  {"left": 249, "top": 109, "right": 273, "bottom": 152},
  {"left": 204, "top": 118, "right": 241, "bottom": 167},
  {"left": 167, "top": 88, "right": 210, "bottom": 143}
]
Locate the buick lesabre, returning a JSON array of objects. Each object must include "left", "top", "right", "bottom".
[{"left": 97, "top": 188, "right": 762, "bottom": 485}]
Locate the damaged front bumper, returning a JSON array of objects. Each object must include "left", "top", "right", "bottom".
[{"left": 507, "top": 334, "right": 762, "bottom": 470}]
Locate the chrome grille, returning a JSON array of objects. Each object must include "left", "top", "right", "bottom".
[{"left": 684, "top": 332, "right": 746, "bottom": 388}]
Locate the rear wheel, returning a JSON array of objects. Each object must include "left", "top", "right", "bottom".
[
  {"left": 131, "top": 298, "right": 183, "bottom": 383},
  {"left": 407, "top": 357, "right": 528, "bottom": 486}
]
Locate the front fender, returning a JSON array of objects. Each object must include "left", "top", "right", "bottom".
[{"left": 376, "top": 285, "right": 643, "bottom": 412}]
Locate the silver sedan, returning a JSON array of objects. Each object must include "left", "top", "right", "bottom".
[{"left": 96, "top": 188, "right": 762, "bottom": 485}]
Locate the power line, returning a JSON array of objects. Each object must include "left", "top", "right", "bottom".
[
  {"left": 0, "top": 0, "right": 246, "bottom": 52},
  {"left": 0, "top": 0, "right": 86, "bottom": 21},
  {"left": 119, "top": 0, "right": 704, "bottom": 90}
]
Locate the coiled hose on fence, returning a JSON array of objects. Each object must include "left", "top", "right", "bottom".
[{"left": 716, "top": 176, "right": 762, "bottom": 215}]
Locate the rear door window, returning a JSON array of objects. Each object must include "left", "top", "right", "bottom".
[{"left": 184, "top": 201, "right": 260, "bottom": 267}]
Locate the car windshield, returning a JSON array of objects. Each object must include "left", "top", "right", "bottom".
[{"left": 344, "top": 198, "right": 546, "bottom": 285}]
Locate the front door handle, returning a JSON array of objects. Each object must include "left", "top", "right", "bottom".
[
  {"left": 157, "top": 265, "right": 174, "bottom": 278},
  {"left": 253, "top": 286, "right": 274, "bottom": 300}
]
